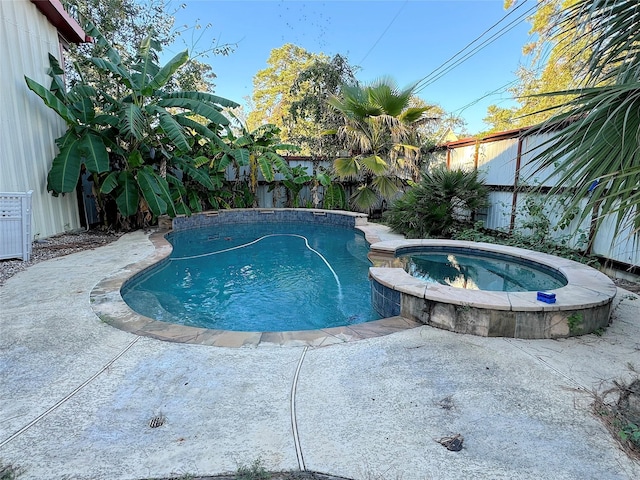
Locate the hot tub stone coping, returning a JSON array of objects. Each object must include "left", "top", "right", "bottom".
[{"left": 368, "top": 239, "right": 617, "bottom": 313}]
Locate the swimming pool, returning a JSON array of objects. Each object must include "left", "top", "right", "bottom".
[{"left": 121, "top": 220, "right": 380, "bottom": 332}]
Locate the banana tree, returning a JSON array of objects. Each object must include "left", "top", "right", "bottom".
[
  {"left": 208, "top": 123, "right": 299, "bottom": 207},
  {"left": 25, "top": 21, "right": 238, "bottom": 227}
]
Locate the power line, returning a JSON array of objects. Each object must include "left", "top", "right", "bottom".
[
  {"left": 359, "top": 0, "right": 409, "bottom": 65},
  {"left": 414, "top": 0, "right": 530, "bottom": 89},
  {"left": 413, "top": 0, "right": 546, "bottom": 94},
  {"left": 451, "top": 79, "right": 520, "bottom": 115}
]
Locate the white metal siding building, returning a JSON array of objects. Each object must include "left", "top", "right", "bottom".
[{"left": 0, "top": 0, "right": 87, "bottom": 240}]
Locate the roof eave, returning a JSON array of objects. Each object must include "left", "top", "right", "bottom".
[{"left": 31, "top": 0, "right": 90, "bottom": 44}]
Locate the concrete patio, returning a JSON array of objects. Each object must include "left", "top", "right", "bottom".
[{"left": 1, "top": 230, "right": 639, "bottom": 479}]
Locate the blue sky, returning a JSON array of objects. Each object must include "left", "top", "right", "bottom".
[{"left": 167, "top": 0, "right": 537, "bottom": 134}]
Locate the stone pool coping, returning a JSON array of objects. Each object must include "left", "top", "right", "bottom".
[
  {"left": 90, "top": 210, "right": 420, "bottom": 347},
  {"left": 368, "top": 239, "right": 618, "bottom": 313}
]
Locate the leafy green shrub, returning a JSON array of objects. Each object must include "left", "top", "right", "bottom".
[
  {"left": 452, "top": 221, "right": 600, "bottom": 266},
  {"left": 384, "top": 167, "right": 489, "bottom": 238}
]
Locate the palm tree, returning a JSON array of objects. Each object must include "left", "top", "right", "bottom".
[
  {"left": 328, "top": 77, "right": 429, "bottom": 211},
  {"left": 528, "top": 0, "right": 640, "bottom": 240}
]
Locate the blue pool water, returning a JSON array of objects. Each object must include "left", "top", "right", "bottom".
[
  {"left": 400, "top": 249, "right": 567, "bottom": 292},
  {"left": 122, "top": 222, "right": 380, "bottom": 331}
]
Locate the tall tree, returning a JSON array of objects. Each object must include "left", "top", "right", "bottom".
[
  {"left": 528, "top": 0, "right": 640, "bottom": 239},
  {"left": 329, "top": 77, "right": 430, "bottom": 211},
  {"left": 288, "top": 54, "right": 359, "bottom": 156},
  {"left": 247, "top": 44, "right": 326, "bottom": 144},
  {"left": 483, "top": 0, "right": 590, "bottom": 132}
]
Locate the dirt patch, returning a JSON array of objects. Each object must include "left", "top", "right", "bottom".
[
  {"left": 0, "top": 229, "right": 122, "bottom": 286},
  {"left": 613, "top": 278, "right": 640, "bottom": 295},
  {"left": 593, "top": 378, "right": 640, "bottom": 461}
]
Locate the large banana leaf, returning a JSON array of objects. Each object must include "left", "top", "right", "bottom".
[
  {"left": 180, "top": 161, "right": 217, "bottom": 190},
  {"left": 93, "top": 114, "right": 119, "bottom": 127},
  {"left": 174, "top": 115, "right": 219, "bottom": 141},
  {"left": 119, "top": 103, "right": 145, "bottom": 141},
  {"left": 263, "top": 151, "right": 291, "bottom": 176},
  {"left": 25, "top": 77, "right": 76, "bottom": 124},
  {"left": 231, "top": 148, "right": 250, "bottom": 165},
  {"left": 116, "top": 171, "right": 139, "bottom": 216},
  {"left": 156, "top": 98, "right": 230, "bottom": 125},
  {"left": 84, "top": 21, "right": 121, "bottom": 65},
  {"left": 154, "top": 173, "right": 177, "bottom": 218},
  {"left": 234, "top": 135, "right": 253, "bottom": 147},
  {"left": 161, "top": 91, "right": 240, "bottom": 109},
  {"left": 217, "top": 153, "right": 234, "bottom": 172},
  {"left": 100, "top": 171, "right": 118, "bottom": 194},
  {"left": 323, "top": 183, "right": 347, "bottom": 210},
  {"left": 147, "top": 50, "right": 189, "bottom": 92},
  {"left": 257, "top": 155, "right": 275, "bottom": 182},
  {"left": 88, "top": 58, "right": 132, "bottom": 88},
  {"left": 147, "top": 106, "right": 190, "bottom": 152},
  {"left": 79, "top": 133, "right": 109, "bottom": 173},
  {"left": 47, "top": 134, "right": 83, "bottom": 193},
  {"left": 136, "top": 168, "right": 167, "bottom": 217},
  {"left": 133, "top": 36, "right": 159, "bottom": 94},
  {"left": 71, "top": 97, "right": 95, "bottom": 124}
]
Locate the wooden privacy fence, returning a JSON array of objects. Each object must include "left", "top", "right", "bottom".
[
  {"left": 0, "top": 191, "right": 33, "bottom": 261},
  {"left": 431, "top": 129, "right": 639, "bottom": 269}
]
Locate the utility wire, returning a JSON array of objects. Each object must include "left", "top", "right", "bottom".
[
  {"left": 414, "top": 16, "right": 530, "bottom": 94},
  {"left": 414, "top": 0, "right": 546, "bottom": 94},
  {"left": 414, "top": 0, "right": 530, "bottom": 89},
  {"left": 359, "top": 0, "right": 409, "bottom": 65},
  {"left": 451, "top": 79, "right": 520, "bottom": 115}
]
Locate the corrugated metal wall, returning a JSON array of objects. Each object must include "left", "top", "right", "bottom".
[
  {"left": 442, "top": 133, "right": 639, "bottom": 267},
  {"left": 0, "top": 0, "right": 81, "bottom": 240}
]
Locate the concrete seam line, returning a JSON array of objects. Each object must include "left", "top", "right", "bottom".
[
  {"left": 290, "top": 346, "right": 308, "bottom": 471},
  {"left": 502, "top": 338, "right": 588, "bottom": 391},
  {"left": 0, "top": 336, "right": 141, "bottom": 449}
]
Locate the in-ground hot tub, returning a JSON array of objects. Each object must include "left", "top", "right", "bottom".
[{"left": 368, "top": 239, "right": 617, "bottom": 339}]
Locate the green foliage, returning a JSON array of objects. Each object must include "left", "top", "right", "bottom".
[
  {"left": 323, "top": 183, "right": 348, "bottom": 210},
  {"left": 248, "top": 44, "right": 324, "bottom": 146},
  {"left": 26, "top": 22, "right": 239, "bottom": 228},
  {"left": 64, "top": 0, "right": 231, "bottom": 96},
  {"left": 384, "top": 167, "right": 489, "bottom": 238},
  {"left": 452, "top": 221, "right": 599, "bottom": 266},
  {"left": 329, "top": 77, "right": 429, "bottom": 211},
  {"left": 483, "top": 0, "right": 589, "bottom": 133},
  {"left": 288, "top": 53, "right": 359, "bottom": 156},
  {"left": 0, "top": 461, "right": 22, "bottom": 480},
  {"left": 619, "top": 422, "right": 640, "bottom": 447},
  {"left": 526, "top": 0, "right": 640, "bottom": 240},
  {"left": 567, "top": 312, "right": 584, "bottom": 334},
  {"left": 207, "top": 123, "right": 298, "bottom": 207},
  {"left": 235, "top": 458, "right": 270, "bottom": 480}
]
